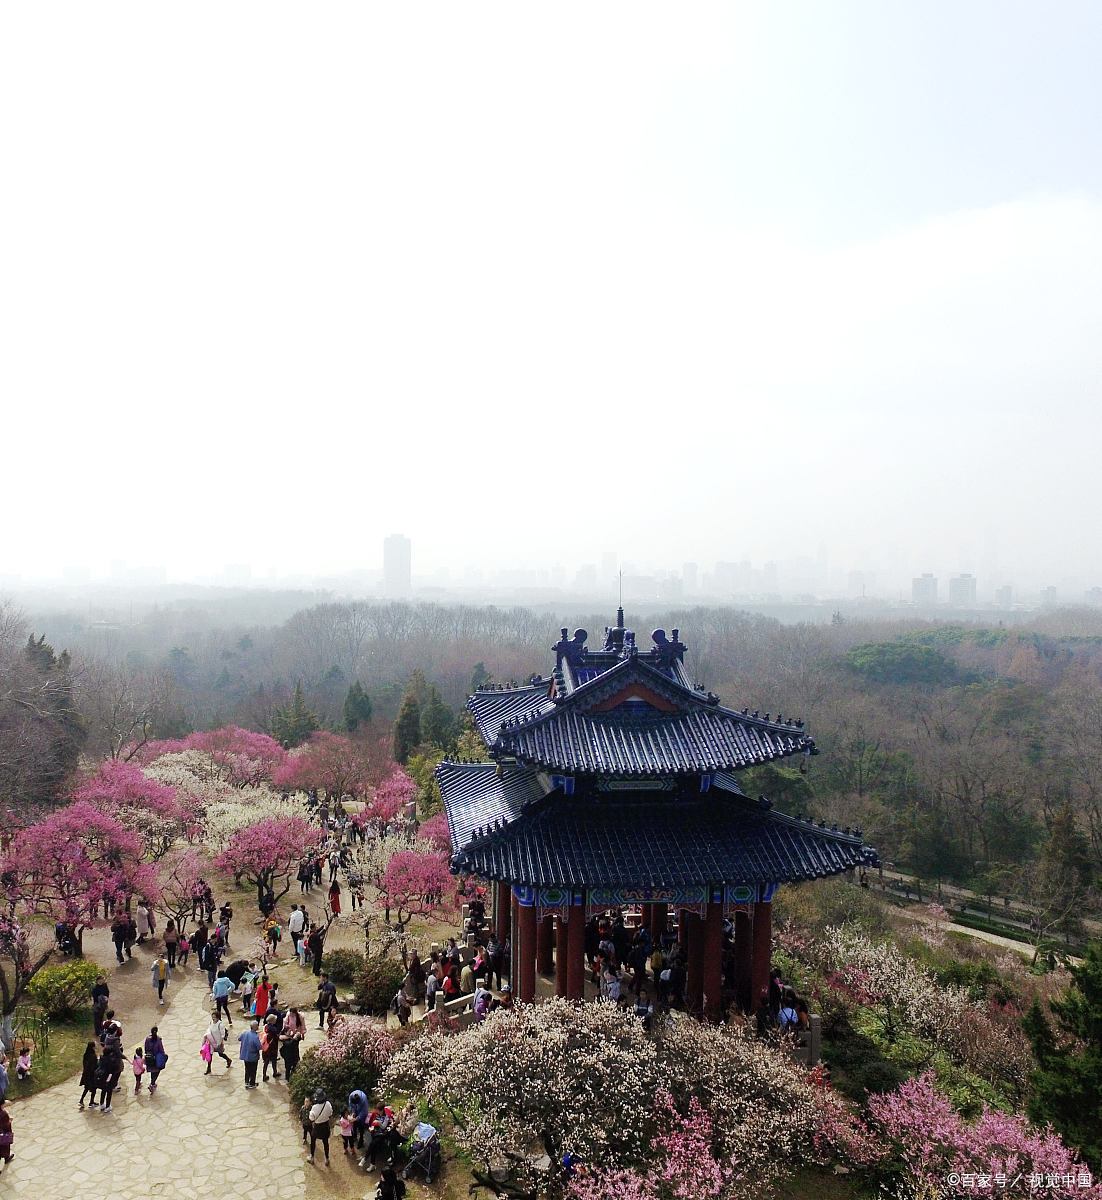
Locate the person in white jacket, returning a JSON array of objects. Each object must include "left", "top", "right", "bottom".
[
  {"left": 206, "top": 1013, "right": 232, "bottom": 1071},
  {"left": 307, "top": 1089, "right": 334, "bottom": 1165}
]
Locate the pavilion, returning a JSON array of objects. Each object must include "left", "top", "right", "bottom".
[{"left": 437, "top": 612, "right": 876, "bottom": 1020}]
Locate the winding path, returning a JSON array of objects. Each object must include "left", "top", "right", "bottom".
[{"left": 3, "top": 970, "right": 317, "bottom": 1200}]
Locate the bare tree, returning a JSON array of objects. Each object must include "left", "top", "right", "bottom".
[{"left": 76, "top": 657, "right": 176, "bottom": 760}]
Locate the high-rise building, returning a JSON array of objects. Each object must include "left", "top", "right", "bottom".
[
  {"left": 948, "top": 573, "right": 977, "bottom": 607},
  {"left": 1040, "top": 586, "right": 1058, "bottom": 608},
  {"left": 994, "top": 585, "right": 1013, "bottom": 608},
  {"left": 682, "top": 562, "right": 698, "bottom": 594},
  {"left": 1085, "top": 587, "right": 1102, "bottom": 608},
  {"left": 383, "top": 534, "right": 412, "bottom": 596},
  {"left": 912, "top": 573, "right": 938, "bottom": 606}
]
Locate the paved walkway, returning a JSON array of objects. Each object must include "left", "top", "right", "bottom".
[{"left": 2, "top": 971, "right": 315, "bottom": 1200}]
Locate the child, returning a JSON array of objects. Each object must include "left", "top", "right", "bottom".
[
  {"left": 178, "top": 933, "right": 191, "bottom": 966},
  {"left": 339, "top": 1108, "right": 355, "bottom": 1153},
  {"left": 299, "top": 1098, "right": 312, "bottom": 1145},
  {"left": 132, "top": 1047, "right": 146, "bottom": 1093},
  {"left": 15, "top": 1047, "right": 31, "bottom": 1082}
]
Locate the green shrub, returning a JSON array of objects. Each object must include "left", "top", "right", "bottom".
[
  {"left": 354, "top": 956, "right": 405, "bottom": 1015},
  {"left": 321, "top": 948, "right": 366, "bottom": 984},
  {"left": 27, "top": 960, "right": 101, "bottom": 1020}
]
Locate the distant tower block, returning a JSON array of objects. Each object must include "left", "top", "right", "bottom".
[{"left": 383, "top": 534, "right": 412, "bottom": 596}]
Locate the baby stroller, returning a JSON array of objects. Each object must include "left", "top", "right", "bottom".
[{"left": 401, "top": 1122, "right": 441, "bottom": 1184}]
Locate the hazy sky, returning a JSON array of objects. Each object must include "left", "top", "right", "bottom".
[{"left": 3, "top": 3, "right": 1100, "bottom": 585}]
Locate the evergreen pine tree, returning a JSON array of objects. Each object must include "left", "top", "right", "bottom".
[
  {"left": 470, "top": 661, "right": 492, "bottom": 691},
  {"left": 343, "top": 681, "right": 373, "bottom": 732},
  {"left": 419, "top": 686, "right": 454, "bottom": 748},
  {"left": 271, "top": 681, "right": 319, "bottom": 748},
  {"left": 1025, "top": 941, "right": 1102, "bottom": 1169},
  {"left": 392, "top": 690, "right": 422, "bottom": 763}
]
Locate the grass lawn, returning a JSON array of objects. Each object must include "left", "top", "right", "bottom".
[{"left": 7, "top": 1007, "right": 92, "bottom": 1101}]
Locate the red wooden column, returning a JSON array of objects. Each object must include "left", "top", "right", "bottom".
[
  {"left": 685, "top": 911, "right": 704, "bottom": 1015},
  {"left": 515, "top": 896, "right": 537, "bottom": 1002},
  {"left": 554, "top": 915, "right": 568, "bottom": 997},
  {"left": 702, "top": 900, "right": 725, "bottom": 1022},
  {"left": 536, "top": 913, "right": 555, "bottom": 976},
  {"left": 650, "top": 902, "right": 668, "bottom": 943},
  {"left": 749, "top": 899, "right": 773, "bottom": 1013},
  {"left": 494, "top": 882, "right": 511, "bottom": 945},
  {"left": 734, "top": 909, "right": 752, "bottom": 1012},
  {"left": 565, "top": 901, "right": 587, "bottom": 1001},
  {"left": 677, "top": 908, "right": 689, "bottom": 949}
]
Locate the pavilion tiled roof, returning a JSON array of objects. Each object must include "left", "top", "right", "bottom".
[
  {"left": 495, "top": 705, "right": 810, "bottom": 775},
  {"left": 433, "top": 761, "right": 547, "bottom": 849},
  {"left": 467, "top": 682, "right": 554, "bottom": 745},
  {"left": 471, "top": 653, "right": 814, "bottom": 776},
  {"left": 445, "top": 778, "right": 874, "bottom": 888}
]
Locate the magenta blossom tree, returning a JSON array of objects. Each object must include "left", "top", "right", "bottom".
[
  {"left": 214, "top": 815, "right": 321, "bottom": 910},
  {"left": 131, "top": 725, "right": 288, "bottom": 787},
  {"left": 417, "top": 811, "right": 452, "bottom": 852},
  {"left": 377, "top": 849, "right": 455, "bottom": 961},
  {"left": 868, "top": 1071, "right": 1100, "bottom": 1197},
  {"left": 4, "top": 801, "right": 159, "bottom": 955},
  {"left": 365, "top": 768, "right": 417, "bottom": 824},
  {"left": 273, "top": 731, "right": 373, "bottom": 803},
  {"left": 72, "top": 759, "right": 179, "bottom": 816},
  {"left": 73, "top": 759, "right": 183, "bottom": 859}
]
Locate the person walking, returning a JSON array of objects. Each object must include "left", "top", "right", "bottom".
[
  {"left": 254, "top": 975, "right": 272, "bottom": 1021},
  {"left": 205, "top": 1012, "right": 232, "bottom": 1073},
  {"left": 96, "top": 1037, "right": 123, "bottom": 1113},
  {"left": 261, "top": 1013, "right": 281, "bottom": 1082},
  {"left": 163, "top": 921, "right": 179, "bottom": 967},
  {"left": 144, "top": 1027, "right": 167, "bottom": 1092},
  {"left": 136, "top": 901, "right": 151, "bottom": 944},
  {"left": 307, "top": 927, "right": 326, "bottom": 977},
  {"left": 151, "top": 953, "right": 171, "bottom": 1005},
  {"left": 315, "top": 974, "right": 337, "bottom": 1029},
  {"left": 327, "top": 880, "right": 341, "bottom": 918},
  {"left": 0, "top": 1099, "right": 12, "bottom": 1169},
  {"left": 279, "top": 1007, "right": 305, "bottom": 1082},
  {"left": 288, "top": 904, "right": 305, "bottom": 958},
  {"left": 211, "top": 970, "right": 235, "bottom": 1024},
  {"left": 132, "top": 1047, "right": 147, "bottom": 1094},
  {"left": 307, "top": 1089, "right": 333, "bottom": 1164},
  {"left": 238, "top": 1020, "right": 261, "bottom": 1089},
  {"left": 110, "top": 914, "right": 128, "bottom": 965},
  {"left": 78, "top": 1041, "right": 98, "bottom": 1109},
  {"left": 190, "top": 921, "right": 208, "bottom": 969}
]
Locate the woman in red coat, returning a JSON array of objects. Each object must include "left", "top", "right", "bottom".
[{"left": 328, "top": 881, "right": 341, "bottom": 917}]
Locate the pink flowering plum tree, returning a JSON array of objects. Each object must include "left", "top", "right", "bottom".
[
  {"left": 364, "top": 767, "right": 417, "bottom": 825},
  {"left": 214, "top": 815, "right": 321, "bottom": 910},
  {"left": 868, "top": 1071, "right": 1101, "bottom": 1198},
  {"left": 376, "top": 849, "right": 455, "bottom": 956},
  {"left": 417, "top": 811, "right": 452, "bottom": 852},
  {"left": 188, "top": 726, "right": 288, "bottom": 787},
  {"left": 132, "top": 726, "right": 288, "bottom": 787},
  {"left": 273, "top": 731, "right": 373, "bottom": 804},
  {"left": 73, "top": 759, "right": 183, "bottom": 859},
  {"left": 3, "top": 801, "right": 158, "bottom": 956}
]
